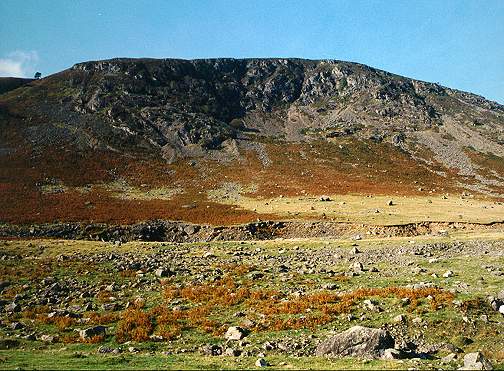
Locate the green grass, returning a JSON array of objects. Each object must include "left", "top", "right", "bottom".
[
  {"left": 0, "top": 348, "right": 415, "bottom": 370},
  {"left": 1, "top": 235, "right": 504, "bottom": 369}
]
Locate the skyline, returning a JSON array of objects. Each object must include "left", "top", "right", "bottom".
[{"left": 0, "top": 0, "right": 502, "bottom": 103}]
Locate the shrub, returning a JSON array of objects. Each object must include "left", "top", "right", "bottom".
[{"left": 116, "top": 309, "right": 153, "bottom": 343}]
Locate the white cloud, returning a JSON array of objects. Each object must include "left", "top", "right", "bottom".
[{"left": 0, "top": 51, "right": 39, "bottom": 78}]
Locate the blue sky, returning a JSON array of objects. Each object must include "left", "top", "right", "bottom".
[{"left": 0, "top": 0, "right": 502, "bottom": 102}]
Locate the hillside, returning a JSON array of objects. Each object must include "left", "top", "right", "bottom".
[{"left": 1, "top": 58, "right": 504, "bottom": 225}]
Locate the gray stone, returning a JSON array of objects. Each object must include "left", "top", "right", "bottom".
[
  {"left": 255, "top": 358, "right": 268, "bottom": 367},
  {"left": 224, "top": 347, "right": 241, "bottom": 357},
  {"left": 5, "top": 302, "right": 21, "bottom": 312},
  {"left": 443, "top": 270, "right": 454, "bottom": 278},
  {"left": 322, "top": 283, "right": 338, "bottom": 290},
  {"left": 381, "top": 348, "right": 405, "bottom": 359},
  {"left": 315, "top": 326, "right": 394, "bottom": 358},
  {"left": 155, "top": 268, "right": 173, "bottom": 278},
  {"left": 200, "top": 344, "right": 222, "bottom": 356},
  {"left": 10, "top": 322, "right": 24, "bottom": 330},
  {"left": 79, "top": 326, "right": 106, "bottom": 340},
  {"left": 393, "top": 314, "right": 405, "bottom": 323},
  {"left": 441, "top": 353, "right": 458, "bottom": 364},
  {"left": 497, "top": 290, "right": 504, "bottom": 300},
  {"left": 351, "top": 262, "right": 364, "bottom": 273},
  {"left": 224, "top": 326, "right": 247, "bottom": 340},
  {"left": 40, "top": 334, "right": 57, "bottom": 343},
  {"left": 460, "top": 352, "right": 492, "bottom": 370}
]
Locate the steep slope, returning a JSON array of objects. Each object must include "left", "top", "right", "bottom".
[{"left": 1, "top": 58, "right": 503, "bottom": 225}]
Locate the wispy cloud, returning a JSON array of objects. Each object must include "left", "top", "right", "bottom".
[{"left": 0, "top": 51, "right": 39, "bottom": 78}]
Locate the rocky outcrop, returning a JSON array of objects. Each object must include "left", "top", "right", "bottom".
[{"left": 4, "top": 58, "right": 502, "bottom": 163}]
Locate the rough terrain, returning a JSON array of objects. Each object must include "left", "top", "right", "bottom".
[
  {"left": 1, "top": 58, "right": 504, "bottom": 369},
  {"left": 0, "top": 233, "right": 503, "bottom": 369}
]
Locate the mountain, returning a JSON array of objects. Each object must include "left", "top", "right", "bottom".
[{"left": 1, "top": 58, "right": 503, "bottom": 225}]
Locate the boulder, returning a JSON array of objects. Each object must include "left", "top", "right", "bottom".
[
  {"left": 155, "top": 268, "right": 173, "bottom": 278},
  {"left": 40, "top": 334, "right": 57, "bottom": 343},
  {"left": 460, "top": 352, "right": 492, "bottom": 370},
  {"left": 315, "top": 326, "right": 394, "bottom": 358},
  {"left": 200, "top": 344, "right": 222, "bottom": 356},
  {"left": 255, "top": 358, "right": 268, "bottom": 367},
  {"left": 224, "top": 326, "right": 247, "bottom": 340},
  {"left": 79, "top": 325, "right": 106, "bottom": 340},
  {"left": 224, "top": 347, "right": 241, "bottom": 357},
  {"left": 351, "top": 261, "right": 364, "bottom": 273},
  {"left": 5, "top": 302, "right": 21, "bottom": 312}
]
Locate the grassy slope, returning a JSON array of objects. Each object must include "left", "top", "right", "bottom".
[{"left": 0, "top": 137, "right": 467, "bottom": 225}]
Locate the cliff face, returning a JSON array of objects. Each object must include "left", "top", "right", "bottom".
[
  {"left": 66, "top": 58, "right": 504, "bottom": 158},
  {"left": 1, "top": 58, "right": 504, "bottom": 225}
]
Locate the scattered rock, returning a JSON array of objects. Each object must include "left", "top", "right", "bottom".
[
  {"left": 351, "top": 261, "right": 364, "bottom": 273},
  {"left": 10, "top": 321, "right": 24, "bottom": 330},
  {"left": 40, "top": 334, "right": 57, "bottom": 343},
  {"left": 443, "top": 270, "right": 454, "bottom": 278},
  {"left": 322, "top": 283, "right": 338, "bottom": 290},
  {"left": 393, "top": 314, "right": 405, "bottom": 323},
  {"left": 5, "top": 302, "right": 21, "bottom": 312},
  {"left": 381, "top": 348, "right": 405, "bottom": 359},
  {"left": 200, "top": 344, "right": 223, "bottom": 356},
  {"left": 224, "top": 347, "right": 241, "bottom": 357}
]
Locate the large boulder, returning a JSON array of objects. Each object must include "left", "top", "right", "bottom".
[
  {"left": 315, "top": 326, "right": 394, "bottom": 359},
  {"left": 79, "top": 326, "right": 107, "bottom": 340},
  {"left": 460, "top": 352, "right": 493, "bottom": 370},
  {"left": 224, "top": 326, "right": 247, "bottom": 340}
]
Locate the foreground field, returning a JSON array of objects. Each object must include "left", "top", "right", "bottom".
[{"left": 1, "top": 233, "right": 503, "bottom": 369}]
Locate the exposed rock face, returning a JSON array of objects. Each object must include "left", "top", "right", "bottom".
[
  {"left": 65, "top": 58, "right": 448, "bottom": 157},
  {"left": 3, "top": 58, "right": 503, "bottom": 163},
  {"left": 315, "top": 326, "right": 394, "bottom": 358}
]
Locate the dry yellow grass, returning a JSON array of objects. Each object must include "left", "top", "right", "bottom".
[
  {"left": 230, "top": 194, "right": 504, "bottom": 225},
  {"left": 77, "top": 181, "right": 184, "bottom": 201}
]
